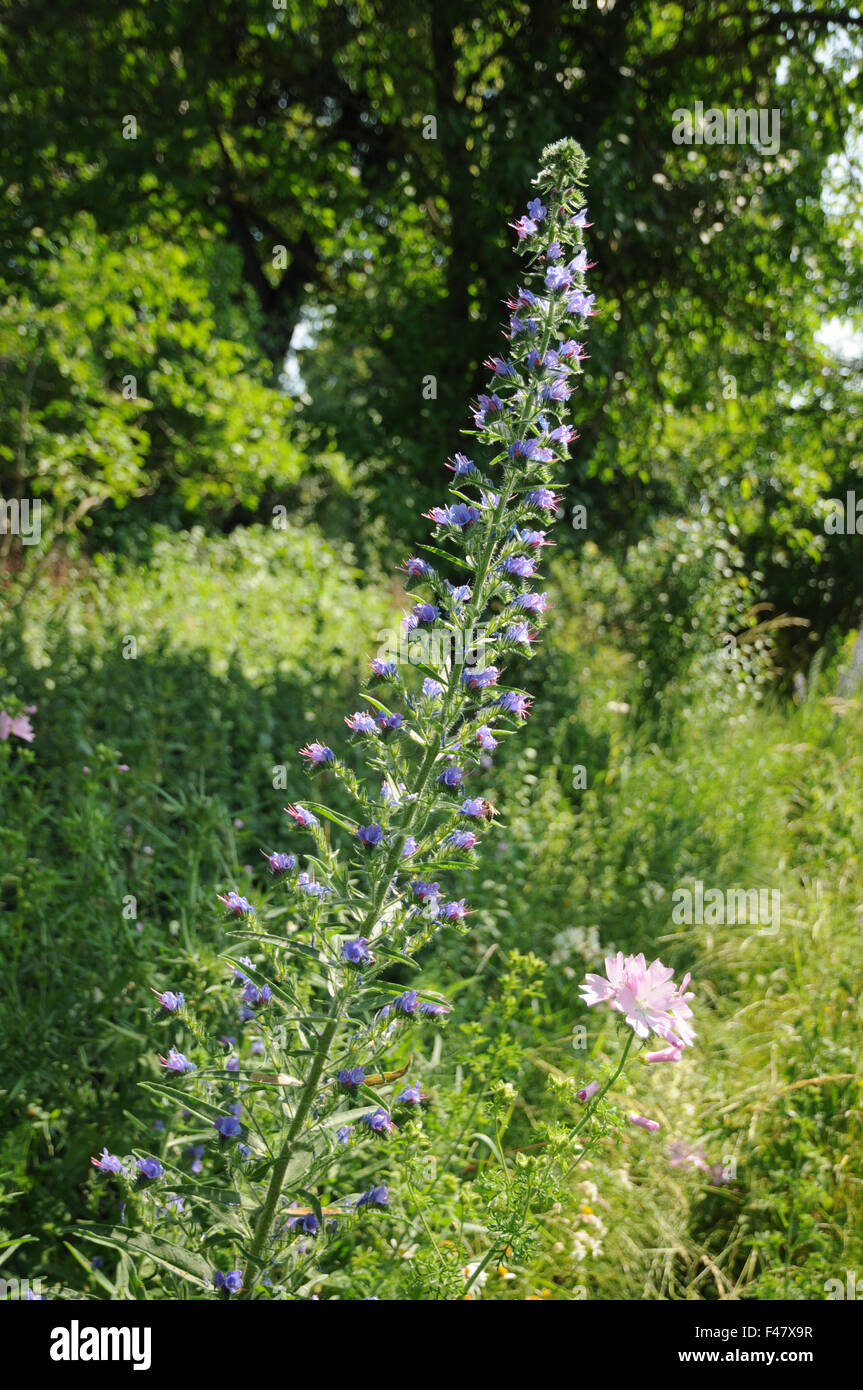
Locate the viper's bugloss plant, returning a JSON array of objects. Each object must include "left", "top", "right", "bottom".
[{"left": 81, "top": 140, "right": 697, "bottom": 1300}]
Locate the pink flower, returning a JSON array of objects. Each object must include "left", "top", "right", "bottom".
[
  {"left": 644, "top": 1046, "right": 683, "bottom": 1064},
  {"left": 628, "top": 1113, "right": 660, "bottom": 1133},
  {"left": 0, "top": 711, "right": 35, "bottom": 742},
  {"left": 576, "top": 1081, "right": 600, "bottom": 1104},
  {"left": 580, "top": 952, "right": 696, "bottom": 1049},
  {"left": 668, "top": 1140, "right": 708, "bottom": 1172}
]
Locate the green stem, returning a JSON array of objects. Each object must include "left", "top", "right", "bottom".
[
  {"left": 461, "top": 1240, "right": 501, "bottom": 1298},
  {"left": 240, "top": 1006, "right": 341, "bottom": 1293},
  {"left": 569, "top": 1030, "right": 635, "bottom": 1145}
]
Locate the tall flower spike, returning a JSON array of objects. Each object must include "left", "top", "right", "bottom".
[
  {"left": 236, "top": 139, "right": 598, "bottom": 1280},
  {"left": 106, "top": 141, "right": 596, "bottom": 1299}
]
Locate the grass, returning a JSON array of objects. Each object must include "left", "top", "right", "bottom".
[{"left": 1, "top": 532, "right": 860, "bottom": 1299}]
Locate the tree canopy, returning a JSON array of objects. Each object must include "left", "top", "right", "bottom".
[{"left": 2, "top": 0, "right": 861, "bottom": 633}]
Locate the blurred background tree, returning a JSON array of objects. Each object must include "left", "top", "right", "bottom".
[{"left": 2, "top": 0, "right": 861, "bottom": 641}]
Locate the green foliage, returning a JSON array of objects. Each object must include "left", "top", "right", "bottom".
[
  {"left": 0, "top": 217, "right": 347, "bottom": 558},
  {"left": 2, "top": 525, "right": 863, "bottom": 1299},
  {"left": 3, "top": 2, "right": 861, "bottom": 629},
  {"left": 0, "top": 524, "right": 388, "bottom": 1285}
]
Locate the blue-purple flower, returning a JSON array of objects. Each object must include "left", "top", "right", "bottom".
[
  {"left": 525, "top": 487, "right": 559, "bottom": 512},
  {"left": 361, "top": 1108, "right": 397, "bottom": 1135},
  {"left": 420, "top": 1001, "right": 451, "bottom": 1020},
  {"left": 337, "top": 1066, "right": 366, "bottom": 1090},
  {"left": 265, "top": 850, "right": 296, "bottom": 874},
  {"left": 461, "top": 665, "right": 500, "bottom": 691},
  {"left": 344, "top": 711, "right": 377, "bottom": 735},
  {"left": 438, "top": 765, "right": 464, "bottom": 789},
  {"left": 342, "top": 937, "right": 373, "bottom": 966},
  {"left": 393, "top": 990, "right": 419, "bottom": 1016},
  {"left": 355, "top": 1183, "right": 389, "bottom": 1208},
  {"left": 497, "top": 691, "right": 532, "bottom": 718},
  {"left": 136, "top": 1157, "right": 165, "bottom": 1180},
  {"left": 214, "top": 1115, "right": 242, "bottom": 1139},
  {"left": 159, "top": 1048, "right": 196, "bottom": 1074},
  {"left": 297, "top": 872, "right": 330, "bottom": 897},
  {"left": 91, "top": 1148, "right": 123, "bottom": 1174},
  {"left": 396, "top": 1082, "right": 425, "bottom": 1106},
  {"left": 511, "top": 591, "right": 549, "bottom": 614},
  {"left": 357, "top": 823, "right": 384, "bottom": 850},
  {"left": 300, "top": 742, "right": 335, "bottom": 766},
  {"left": 445, "top": 829, "right": 479, "bottom": 850},
  {"left": 152, "top": 989, "right": 184, "bottom": 1012},
  {"left": 241, "top": 980, "right": 272, "bottom": 1008},
  {"left": 371, "top": 657, "right": 399, "bottom": 679}
]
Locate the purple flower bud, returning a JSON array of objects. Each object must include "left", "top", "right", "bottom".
[
  {"left": 419, "top": 1001, "right": 450, "bottom": 1020},
  {"left": 628, "top": 1114, "right": 661, "bottom": 1133},
  {"left": 576, "top": 1081, "right": 600, "bottom": 1104},
  {"left": 240, "top": 981, "right": 272, "bottom": 1008},
  {"left": 644, "top": 1047, "right": 683, "bottom": 1064}
]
